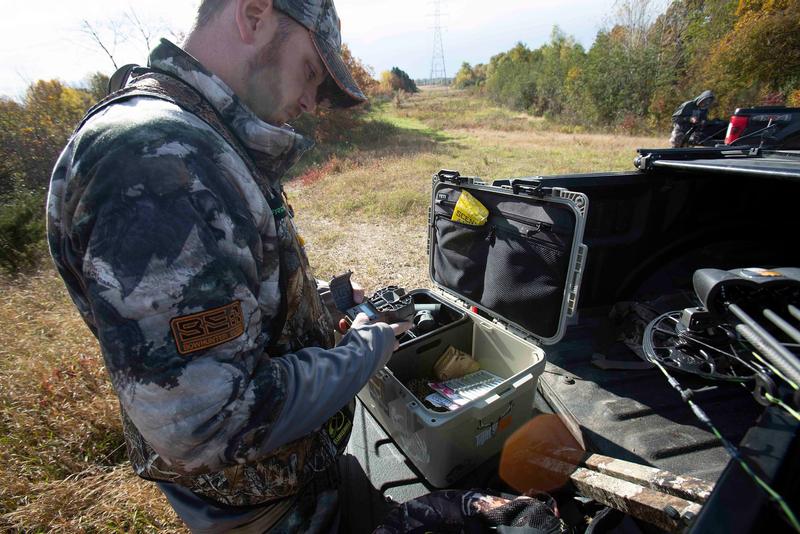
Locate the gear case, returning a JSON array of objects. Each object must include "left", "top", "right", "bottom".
[{"left": 357, "top": 170, "right": 589, "bottom": 487}]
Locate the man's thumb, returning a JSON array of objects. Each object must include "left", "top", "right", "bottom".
[{"left": 338, "top": 318, "right": 350, "bottom": 333}]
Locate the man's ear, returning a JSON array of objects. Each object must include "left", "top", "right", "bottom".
[{"left": 234, "top": 0, "right": 274, "bottom": 45}]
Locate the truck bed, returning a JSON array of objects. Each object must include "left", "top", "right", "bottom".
[
  {"left": 350, "top": 149, "right": 800, "bottom": 531},
  {"left": 541, "top": 306, "right": 761, "bottom": 483}
]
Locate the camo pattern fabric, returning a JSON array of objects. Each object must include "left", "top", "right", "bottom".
[
  {"left": 374, "top": 490, "right": 565, "bottom": 534},
  {"left": 275, "top": 0, "right": 340, "bottom": 49},
  {"left": 46, "top": 39, "right": 356, "bottom": 508},
  {"left": 273, "top": 0, "right": 367, "bottom": 106}
]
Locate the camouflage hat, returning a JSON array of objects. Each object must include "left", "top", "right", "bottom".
[{"left": 274, "top": 0, "right": 367, "bottom": 108}]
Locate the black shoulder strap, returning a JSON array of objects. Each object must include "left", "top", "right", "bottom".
[
  {"left": 82, "top": 67, "right": 255, "bottom": 172},
  {"left": 107, "top": 63, "right": 139, "bottom": 94},
  {"left": 80, "top": 66, "right": 289, "bottom": 351}
]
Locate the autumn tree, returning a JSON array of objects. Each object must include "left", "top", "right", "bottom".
[
  {"left": 453, "top": 62, "right": 473, "bottom": 89},
  {"left": 484, "top": 43, "right": 541, "bottom": 111},
  {"left": 705, "top": 0, "right": 800, "bottom": 110},
  {"left": 0, "top": 81, "right": 94, "bottom": 273},
  {"left": 340, "top": 44, "right": 378, "bottom": 97},
  {"left": 0, "top": 81, "right": 93, "bottom": 194},
  {"left": 293, "top": 45, "right": 378, "bottom": 143},
  {"left": 379, "top": 67, "right": 418, "bottom": 94}
]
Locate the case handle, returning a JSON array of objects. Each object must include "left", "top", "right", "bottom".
[
  {"left": 509, "top": 179, "right": 548, "bottom": 198},
  {"left": 436, "top": 169, "right": 462, "bottom": 182},
  {"left": 567, "top": 244, "right": 589, "bottom": 317},
  {"left": 477, "top": 401, "right": 514, "bottom": 428}
]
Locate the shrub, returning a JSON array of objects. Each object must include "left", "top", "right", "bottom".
[
  {"left": 292, "top": 45, "right": 377, "bottom": 144},
  {"left": 0, "top": 191, "right": 47, "bottom": 276},
  {"left": 379, "top": 67, "right": 418, "bottom": 95},
  {"left": 789, "top": 89, "right": 800, "bottom": 107},
  {"left": 0, "top": 82, "right": 93, "bottom": 193}
]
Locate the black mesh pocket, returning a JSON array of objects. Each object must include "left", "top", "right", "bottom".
[
  {"left": 432, "top": 217, "right": 490, "bottom": 301},
  {"left": 482, "top": 228, "right": 568, "bottom": 338}
]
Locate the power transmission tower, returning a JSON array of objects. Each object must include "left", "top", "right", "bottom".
[{"left": 429, "top": 0, "right": 447, "bottom": 85}]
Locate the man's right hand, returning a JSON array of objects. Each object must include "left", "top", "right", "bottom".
[{"left": 347, "top": 313, "right": 413, "bottom": 351}]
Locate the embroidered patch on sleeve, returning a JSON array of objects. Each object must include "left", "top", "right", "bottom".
[{"left": 170, "top": 301, "right": 245, "bottom": 355}]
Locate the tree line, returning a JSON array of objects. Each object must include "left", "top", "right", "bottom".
[{"left": 453, "top": 0, "right": 800, "bottom": 128}]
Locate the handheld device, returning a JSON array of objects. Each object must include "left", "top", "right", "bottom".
[{"left": 329, "top": 272, "right": 417, "bottom": 325}]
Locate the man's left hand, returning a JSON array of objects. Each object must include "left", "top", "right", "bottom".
[
  {"left": 352, "top": 280, "right": 365, "bottom": 305},
  {"left": 337, "top": 280, "right": 365, "bottom": 333}
]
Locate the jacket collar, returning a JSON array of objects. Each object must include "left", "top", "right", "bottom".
[{"left": 148, "top": 39, "right": 313, "bottom": 184}]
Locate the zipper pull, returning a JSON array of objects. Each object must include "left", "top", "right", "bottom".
[
  {"left": 486, "top": 225, "right": 496, "bottom": 245},
  {"left": 526, "top": 223, "right": 552, "bottom": 237}
]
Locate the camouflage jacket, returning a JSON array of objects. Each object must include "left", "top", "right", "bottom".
[{"left": 47, "top": 39, "right": 394, "bottom": 508}]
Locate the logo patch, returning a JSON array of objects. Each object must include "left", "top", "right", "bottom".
[
  {"left": 326, "top": 410, "right": 352, "bottom": 446},
  {"left": 170, "top": 301, "right": 245, "bottom": 355}
]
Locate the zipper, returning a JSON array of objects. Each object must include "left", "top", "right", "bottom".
[
  {"left": 493, "top": 223, "right": 564, "bottom": 251},
  {"left": 435, "top": 214, "right": 563, "bottom": 252},
  {"left": 503, "top": 214, "right": 553, "bottom": 235},
  {"left": 435, "top": 198, "right": 563, "bottom": 235},
  {"left": 434, "top": 214, "right": 490, "bottom": 232}
]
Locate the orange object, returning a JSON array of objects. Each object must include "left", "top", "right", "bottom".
[
  {"left": 499, "top": 414, "right": 585, "bottom": 493},
  {"left": 497, "top": 415, "right": 512, "bottom": 432}
]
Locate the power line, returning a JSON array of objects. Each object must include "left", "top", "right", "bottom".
[{"left": 429, "top": 0, "right": 447, "bottom": 85}]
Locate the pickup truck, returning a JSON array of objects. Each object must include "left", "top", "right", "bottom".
[
  {"left": 725, "top": 106, "right": 800, "bottom": 149},
  {"left": 346, "top": 147, "right": 800, "bottom": 534}
]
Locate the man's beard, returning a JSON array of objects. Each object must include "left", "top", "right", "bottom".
[
  {"left": 249, "top": 20, "right": 289, "bottom": 72},
  {"left": 244, "top": 62, "right": 284, "bottom": 124},
  {"left": 243, "top": 16, "right": 294, "bottom": 125}
]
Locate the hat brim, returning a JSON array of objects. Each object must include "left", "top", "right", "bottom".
[{"left": 310, "top": 31, "right": 367, "bottom": 109}]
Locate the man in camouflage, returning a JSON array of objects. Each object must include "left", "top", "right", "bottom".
[
  {"left": 669, "top": 90, "right": 716, "bottom": 148},
  {"left": 47, "top": 0, "right": 408, "bottom": 531}
]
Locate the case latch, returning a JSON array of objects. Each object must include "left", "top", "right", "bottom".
[
  {"left": 510, "top": 179, "right": 548, "bottom": 198},
  {"left": 436, "top": 169, "right": 464, "bottom": 184}
]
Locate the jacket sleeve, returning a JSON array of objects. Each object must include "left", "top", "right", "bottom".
[{"left": 60, "top": 102, "right": 395, "bottom": 475}]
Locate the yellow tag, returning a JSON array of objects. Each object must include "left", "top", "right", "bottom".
[
  {"left": 746, "top": 268, "right": 782, "bottom": 278},
  {"left": 451, "top": 190, "right": 489, "bottom": 226},
  {"left": 296, "top": 234, "right": 305, "bottom": 247}
]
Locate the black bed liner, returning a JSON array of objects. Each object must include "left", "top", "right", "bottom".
[{"left": 539, "top": 306, "right": 762, "bottom": 483}]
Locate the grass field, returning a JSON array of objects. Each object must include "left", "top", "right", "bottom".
[
  {"left": 0, "top": 87, "right": 663, "bottom": 532},
  {"left": 289, "top": 87, "right": 663, "bottom": 291}
]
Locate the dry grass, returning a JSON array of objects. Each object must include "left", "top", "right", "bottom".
[
  {"left": 0, "top": 270, "right": 185, "bottom": 531},
  {"left": 291, "top": 219, "right": 430, "bottom": 293},
  {"left": 3, "top": 466, "right": 183, "bottom": 532},
  {"left": 445, "top": 128, "right": 664, "bottom": 178},
  {"left": 3, "top": 88, "right": 662, "bottom": 531},
  {"left": 387, "top": 88, "right": 546, "bottom": 132},
  {"left": 290, "top": 90, "right": 662, "bottom": 284}
]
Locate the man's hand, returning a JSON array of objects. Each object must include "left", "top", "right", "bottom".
[
  {"left": 327, "top": 278, "right": 365, "bottom": 334},
  {"left": 347, "top": 312, "right": 413, "bottom": 350},
  {"left": 387, "top": 321, "right": 413, "bottom": 349},
  {"left": 351, "top": 280, "right": 365, "bottom": 305}
]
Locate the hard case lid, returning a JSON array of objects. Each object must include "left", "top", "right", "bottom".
[{"left": 428, "top": 170, "right": 588, "bottom": 345}]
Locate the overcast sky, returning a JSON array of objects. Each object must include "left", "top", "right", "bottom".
[{"left": 0, "top": 0, "right": 626, "bottom": 99}]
